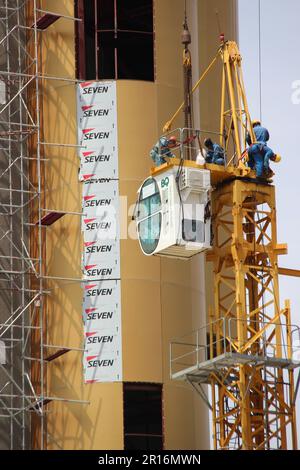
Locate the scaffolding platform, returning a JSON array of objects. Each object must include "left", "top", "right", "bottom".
[
  {"left": 38, "top": 211, "right": 65, "bottom": 226},
  {"left": 44, "top": 348, "right": 69, "bottom": 362},
  {"left": 32, "top": 13, "right": 60, "bottom": 30},
  {"left": 29, "top": 398, "right": 52, "bottom": 411},
  {"left": 171, "top": 351, "right": 300, "bottom": 385},
  {"left": 151, "top": 157, "right": 256, "bottom": 188}
]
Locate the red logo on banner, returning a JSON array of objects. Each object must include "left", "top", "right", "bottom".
[
  {"left": 84, "top": 284, "right": 97, "bottom": 290},
  {"left": 82, "top": 151, "right": 94, "bottom": 157},
  {"left": 85, "top": 308, "right": 97, "bottom": 314},
  {"left": 85, "top": 265, "right": 97, "bottom": 271},
  {"left": 85, "top": 332, "right": 97, "bottom": 338},
  {"left": 80, "top": 82, "right": 94, "bottom": 89},
  {"left": 82, "top": 105, "right": 94, "bottom": 111},
  {"left": 86, "top": 355, "right": 98, "bottom": 361},
  {"left": 83, "top": 174, "right": 96, "bottom": 181},
  {"left": 84, "top": 241, "right": 96, "bottom": 248},
  {"left": 82, "top": 128, "right": 95, "bottom": 135},
  {"left": 84, "top": 218, "right": 96, "bottom": 224}
]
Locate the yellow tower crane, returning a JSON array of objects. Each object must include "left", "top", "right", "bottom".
[{"left": 137, "top": 38, "right": 300, "bottom": 450}]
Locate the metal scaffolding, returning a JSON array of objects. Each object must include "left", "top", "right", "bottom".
[{"left": 0, "top": 0, "right": 87, "bottom": 450}]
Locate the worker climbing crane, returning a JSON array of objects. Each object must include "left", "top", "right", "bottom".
[{"left": 135, "top": 15, "right": 300, "bottom": 450}]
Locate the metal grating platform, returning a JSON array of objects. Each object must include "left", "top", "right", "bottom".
[{"left": 171, "top": 352, "right": 300, "bottom": 384}]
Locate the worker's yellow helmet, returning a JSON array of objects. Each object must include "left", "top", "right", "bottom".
[
  {"left": 274, "top": 154, "right": 281, "bottom": 163},
  {"left": 252, "top": 120, "right": 261, "bottom": 127},
  {"left": 270, "top": 154, "right": 281, "bottom": 163}
]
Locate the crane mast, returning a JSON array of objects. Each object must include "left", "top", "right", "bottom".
[
  {"left": 210, "top": 179, "right": 297, "bottom": 449},
  {"left": 207, "top": 40, "right": 298, "bottom": 450}
]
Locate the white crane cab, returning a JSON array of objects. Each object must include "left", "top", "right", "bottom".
[{"left": 135, "top": 165, "right": 212, "bottom": 259}]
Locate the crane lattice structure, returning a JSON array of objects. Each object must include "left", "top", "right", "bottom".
[{"left": 169, "top": 40, "right": 300, "bottom": 449}]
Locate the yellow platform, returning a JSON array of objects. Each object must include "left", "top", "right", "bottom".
[{"left": 150, "top": 158, "right": 257, "bottom": 187}]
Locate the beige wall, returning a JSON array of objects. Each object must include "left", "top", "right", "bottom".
[
  {"left": 39, "top": 0, "right": 236, "bottom": 451},
  {"left": 118, "top": 0, "right": 210, "bottom": 450}
]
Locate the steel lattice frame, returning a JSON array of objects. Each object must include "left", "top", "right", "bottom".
[
  {"left": 210, "top": 179, "right": 298, "bottom": 450},
  {"left": 0, "top": 0, "right": 87, "bottom": 450},
  {"left": 167, "top": 41, "right": 300, "bottom": 451},
  {"left": 0, "top": 0, "right": 42, "bottom": 449}
]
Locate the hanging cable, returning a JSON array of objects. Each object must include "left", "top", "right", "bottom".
[
  {"left": 182, "top": 2, "right": 193, "bottom": 160},
  {"left": 258, "top": 0, "right": 262, "bottom": 121}
]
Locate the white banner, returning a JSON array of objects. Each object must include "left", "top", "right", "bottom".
[
  {"left": 79, "top": 151, "right": 118, "bottom": 180},
  {"left": 83, "top": 259, "right": 120, "bottom": 281},
  {"left": 78, "top": 104, "right": 115, "bottom": 127},
  {"left": 79, "top": 128, "right": 117, "bottom": 150},
  {"left": 83, "top": 194, "right": 119, "bottom": 218},
  {"left": 82, "top": 215, "right": 119, "bottom": 242},
  {"left": 82, "top": 179, "right": 119, "bottom": 218},
  {"left": 84, "top": 327, "right": 121, "bottom": 353},
  {"left": 83, "top": 239, "right": 119, "bottom": 263},
  {"left": 77, "top": 81, "right": 116, "bottom": 105},
  {"left": 83, "top": 280, "right": 120, "bottom": 308},
  {"left": 83, "top": 305, "right": 120, "bottom": 330},
  {"left": 83, "top": 350, "right": 122, "bottom": 384},
  {"left": 82, "top": 177, "right": 119, "bottom": 195},
  {"left": 77, "top": 81, "right": 122, "bottom": 384}
]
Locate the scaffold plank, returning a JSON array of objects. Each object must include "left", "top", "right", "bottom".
[
  {"left": 38, "top": 212, "right": 65, "bottom": 226},
  {"left": 44, "top": 349, "right": 69, "bottom": 362},
  {"left": 32, "top": 14, "right": 60, "bottom": 30}
]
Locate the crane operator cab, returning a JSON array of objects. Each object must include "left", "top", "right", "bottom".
[{"left": 135, "top": 165, "right": 212, "bottom": 260}]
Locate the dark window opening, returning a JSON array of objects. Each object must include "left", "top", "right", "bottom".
[
  {"left": 75, "top": 0, "right": 154, "bottom": 81},
  {"left": 123, "top": 383, "right": 163, "bottom": 450},
  {"left": 83, "top": 0, "right": 96, "bottom": 80}
]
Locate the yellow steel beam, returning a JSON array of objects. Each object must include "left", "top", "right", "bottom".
[
  {"left": 209, "top": 180, "right": 297, "bottom": 450},
  {"left": 278, "top": 267, "right": 300, "bottom": 277}
]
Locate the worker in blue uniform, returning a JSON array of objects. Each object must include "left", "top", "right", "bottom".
[
  {"left": 204, "top": 138, "right": 225, "bottom": 165},
  {"left": 246, "top": 120, "right": 276, "bottom": 177},
  {"left": 150, "top": 136, "right": 177, "bottom": 166}
]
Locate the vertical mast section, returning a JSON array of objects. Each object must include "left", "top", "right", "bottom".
[
  {"left": 181, "top": 5, "right": 193, "bottom": 160},
  {"left": 210, "top": 180, "right": 298, "bottom": 449}
]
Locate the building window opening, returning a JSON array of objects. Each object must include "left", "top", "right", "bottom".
[
  {"left": 76, "top": 0, "right": 154, "bottom": 81},
  {"left": 123, "top": 383, "right": 163, "bottom": 450}
]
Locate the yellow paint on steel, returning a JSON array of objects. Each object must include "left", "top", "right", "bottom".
[
  {"left": 163, "top": 55, "right": 218, "bottom": 133},
  {"left": 163, "top": 41, "right": 256, "bottom": 168},
  {"left": 278, "top": 267, "right": 300, "bottom": 277},
  {"left": 150, "top": 158, "right": 252, "bottom": 186},
  {"left": 208, "top": 179, "right": 298, "bottom": 450}
]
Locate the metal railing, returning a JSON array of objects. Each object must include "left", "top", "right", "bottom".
[
  {"left": 158, "top": 127, "right": 228, "bottom": 166},
  {"left": 170, "top": 317, "right": 300, "bottom": 378}
]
